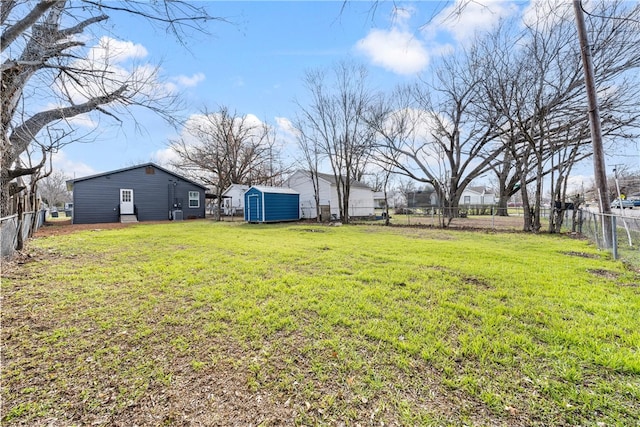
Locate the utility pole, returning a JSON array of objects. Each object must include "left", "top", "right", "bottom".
[{"left": 573, "top": 0, "right": 613, "bottom": 247}]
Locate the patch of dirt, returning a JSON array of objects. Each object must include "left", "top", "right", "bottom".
[
  {"left": 32, "top": 219, "right": 190, "bottom": 238},
  {"left": 463, "top": 275, "right": 493, "bottom": 289},
  {"left": 33, "top": 219, "right": 129, "bottom": 237},
  {"left": 587, "top": 269, "right": 620, "bottom": 280},
  {"left": 562, "top": 251, "right": 599, "bottom": 259}
]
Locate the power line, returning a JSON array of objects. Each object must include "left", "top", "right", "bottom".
[{"left": 580, "top": 1, "right": 640, "bottom": 26}]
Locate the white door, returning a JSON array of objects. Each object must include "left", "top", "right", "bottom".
[{"left": 120, "top": 189, "right": 134, "bottom": 214}]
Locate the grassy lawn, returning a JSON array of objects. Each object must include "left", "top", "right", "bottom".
[{"left": 2, "top": 221, "right": 639, "bottom": 425}]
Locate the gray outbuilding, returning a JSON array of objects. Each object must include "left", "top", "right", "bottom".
[{"left": 66, "top": 163, "right": 206, "bottom": 224}]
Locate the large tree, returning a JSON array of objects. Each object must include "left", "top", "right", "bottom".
[
  {"left": 295, "top": 61, "right": 377, "bottom": 223},
  {"left": 1, "top": 0, "right": 217, "bottom": 216},
  {"left": 368, "top": 51, "right": 505, "bottom": 225},
  {"left": 479, "top": 0, "right": 640, "bottom": 232},
  {"left": 168, "top": 106, "right": 281, "bottom": 220}
]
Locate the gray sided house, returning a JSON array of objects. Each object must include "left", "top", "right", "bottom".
[{"left": 67, "top": 163, "right": 206, "bottom": 224}]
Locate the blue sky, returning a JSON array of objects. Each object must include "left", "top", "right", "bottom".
[
  {"left": 49, "top": 1, "right": 637, "bottom": 188},
  {"left": 52, "top": 1, "right": 509, "bottom": 178}
]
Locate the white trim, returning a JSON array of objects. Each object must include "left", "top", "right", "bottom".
[
  {"left": 120, "top": 189, "right": 134, "bottom": 214},
  {"left": 188, "top": 191, "right": 200, "bottom": 208},
  {"left": 247, "top": 194, "right": 259, "bottom": 221}
]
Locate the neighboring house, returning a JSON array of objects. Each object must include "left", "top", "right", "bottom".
[
  {"left": 244, "top": 186, "right": 300, "bottom": 223},
  {"left": 407, "top": 188, "right": 438, "bottom": 208},
  {"left": 460, "top": 186, "right": 497, "bottom": 205},
  {"left": 66, "top": 163, "right": 206, "bottom": 224},
  {"left": 373, "top": 191, "right": 399, "bottom": 209},
  {"left": 406, "top": 186, "right": 496, "bottom": 208},
  {"left": 221, "top": 184, "right": 250, "bottom": 215},
  {"left": 286, "top": 170, "right": 375, "bottom": 220}
]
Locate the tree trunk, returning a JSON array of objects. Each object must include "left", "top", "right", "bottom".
[
  {"left": 497, "top": 193, "right": 510, "bottom": 216},
  {"left": 343, "top": 183, "right": 350, "bottom": 224},
  {"left": 1, "top": 172, "right": 10, "bottom": 217},
  {"left": 16, "top": 195, "right": 24, "bottom": 251},
  {"left": 521, "top": 185, "right": 533, "bottom": 232}
]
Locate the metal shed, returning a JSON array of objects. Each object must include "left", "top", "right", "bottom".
[{"left": 244, "top": 186, "right": 300, "bottom": 223}]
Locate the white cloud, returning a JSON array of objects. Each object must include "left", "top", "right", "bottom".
[
  {"left": 355, "top": 27, "right": 429, "bottom": 75},
  {"left": 159, "top": 112, "right": 273, "bottom": 155},
  {"left": 152, "top": 147, "right": 181, "bottom": 168},
  {"left": 425, "top": 0, "right": 519, "bottom": 44},
  {"left": 245, "top": 113, "right": 267, "bottom": 129},
  {"left": 66, "top": 114, "right": 97, "bottom": 128},
  {"left": 275, "top": 116, "right": 297, "bottom": 138},
  {"left": 51, "top": 151, "right": 97, "bottom": 178},
  {"left": 391, "top": 5, "right": 415, "bottom": 26},
  {"left": 152, "top": 111, "right": 285, "bottom": 178},
  {"left": 57, "top": 39, "right": 160, "bottom": 105},
  {"left": 173, "top": 73, "right": 206, "bottom": 88},
  {"left": 566, "top": 174, "right": 593, "bottom": 195},
  {"left": 164, "top": 73, "right": 206, "bottom": 93},
  {"left": 522, "top": 0, "right": 573, "bottom": 30},
  {"left": 87, "top": 37, "right": 148, "bottom": 65}
]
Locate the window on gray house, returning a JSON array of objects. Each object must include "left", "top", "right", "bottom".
[{"left": 189, "top": 191, "right": 200, "bottom": 208}]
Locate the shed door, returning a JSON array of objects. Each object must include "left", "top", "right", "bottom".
[
  {"left": 248, "top": 194, "right": 260, "bottom": 222},
  {"left": 120, "top": 189, "right": 134, "bottom": 214}
]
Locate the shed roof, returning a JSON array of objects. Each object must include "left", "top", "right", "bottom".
[
  {"left": 250, "top": 185, "right": 299, "bottom": 195},
  {"left": 66, "top": 162, "right": 207, "bottom": 190}
]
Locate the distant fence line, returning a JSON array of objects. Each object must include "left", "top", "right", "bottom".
[
  {"left": 581, "top": 210, "right": 640, "bottom": 263},
  {"left": 1, "top": 209, "right": 46, "bottom": 258},
  {"left": 5, "top": 206, "right": 635, "bottom": 265}
]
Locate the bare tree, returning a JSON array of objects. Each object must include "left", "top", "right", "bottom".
[
  {"left": 168, "top": 106, "right": 280, "bottom": 220},
  {"left": 295, "top": 61, "right": 377, "bottom": 223},
  {"left": 37, "top": 170, "right": 71, "bottom": 208},
  {"left": 366, "top": 86, "right": 426, "bottom": 223},
  {"left": 292, "top": 116, "right": 323, "bottom": 221},
  {"left": 370, "top": 48, "right": 506, "bottom": 226},
  {"left": 1, "top": 0, "right": 219, "bottom": 216},
  {"left": 476, "top": 1, "right": 640, "bottom": 231}
]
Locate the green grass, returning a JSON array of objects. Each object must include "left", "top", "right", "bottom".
[{"left": 2, "top": 221, "right": 639, "bottom": 425}]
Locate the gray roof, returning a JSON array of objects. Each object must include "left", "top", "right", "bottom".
[
  {"left": 66, "top": 162, "right": 207, "bottom": 189},
  {"left": 315, "top": 172, "right": 373, "bottom": 190},
  {"left": 466, "top": 186, "right": 497, "bottom": 195}
]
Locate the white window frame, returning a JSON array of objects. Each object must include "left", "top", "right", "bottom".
[{"left": 188, "top": 191, "right": 200, "bottom": 208}]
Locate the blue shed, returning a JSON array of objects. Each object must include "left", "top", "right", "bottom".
[{"left": 244, "top": 186, "right": 300, "bottom": 223}]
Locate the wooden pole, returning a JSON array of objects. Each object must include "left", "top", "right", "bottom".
[{"left": 573, "top": 0, "right": 613, "bottom": 248}]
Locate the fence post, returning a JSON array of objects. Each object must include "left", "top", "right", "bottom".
[
  {"left": 611, "top": 215, "right": 618, "bottom": 260},
  {"left": 491, "top": 206, "right": 495, "bottom": 229}
]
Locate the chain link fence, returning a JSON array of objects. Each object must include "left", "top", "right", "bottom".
[
  {"left": 1, "top": 209, "right": 46, "bottom": 258},
  {"left": 349, "top": 206, "right": 584, "bottom": 232},
  {"left": 580, "top": 210, "right": 640, "bottom": 264}
]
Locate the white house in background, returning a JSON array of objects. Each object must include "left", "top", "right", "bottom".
[
  {"left": 221, "top": 184, "right": 250, "bottom": 215},
  {"left": 460, "top": 186, "right": 497, "bottom": 205},
  {"left": 373, "top": 191, "right": 400, "bottom": 209},
  {"left": 286, "top": 170, "right": 375, "bottom": 220}
]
